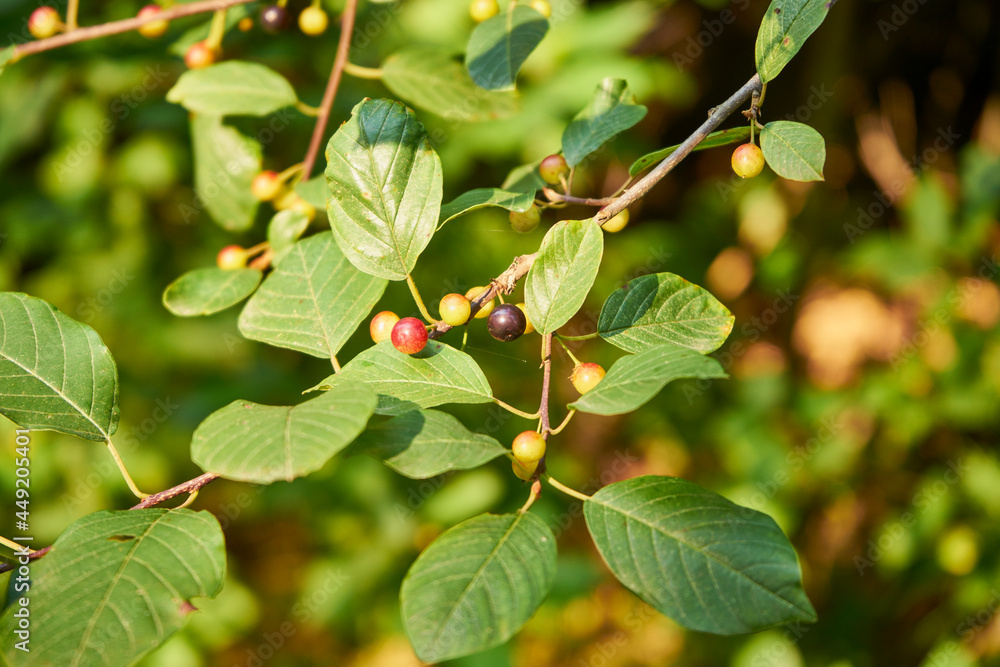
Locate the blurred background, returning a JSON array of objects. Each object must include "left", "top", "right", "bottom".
[{"left": 1, "top": 0, "right": 999, "bottom": 665}]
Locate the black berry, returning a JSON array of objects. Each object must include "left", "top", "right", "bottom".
[
  {"left": 487, "top": 304, "right": 526, "bottom": 342},
  {"left": 261, "top": 5, "right": 289, "bottom": 32}
]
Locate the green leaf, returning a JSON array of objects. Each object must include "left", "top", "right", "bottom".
[
  {"left": 760, "top": 120, "right": 826, "bottom": 182},
  {"left": 382, "top": 48, "right": 518, "bottom": 122},
  {"left": 0, "top": 292, "right": 119, "bottom": 441},
  {"left": 439, "top": 188, "right": 536, "bottom": 227},
  {"left": 569, "top": 344, "right": 726, "bottom": 415},
  {"left": 191, "top": 114, "right": 261, "bottom": 231},
  {"left": 466, "top": 6, "right": 549, "bottom": 91},
  {"left": 347, "top": 409, "right": 507, "bottom": 478},
  {"left": 401, "top": 512, "right": 556, "bottom": 662},
  {"left": 325, "top": 99, "right": 443, "bottom": 281},
  {"left": 238, "top": 232, "right": 387, "bottom": 358},
  {"left": 501, "top": 160, "right": 546, "bottom": 195},
  {"left": 562, "top": 78, "right": 648, "bottom": 167},
  {"left": 629, "top": 127, "right": 752, "bottom": 177},
  {"left": 585, "top": 476, "right": 817, "bottom": 634},
  {"left": 295, "top": 175, "right": 328, "bottom": 210},
  {"left": 266, "top": 210, "right": 311, "bottom": 264},
  {"left": 162, "top": 268, "right": 262, "bottom": 317},
  {"left": 166, "top": 61, "right": 298, "bottom": 117},
  {"left": 191, "top": 380, "right": 376, "bottom": 483},
  {"left": 755, "top": 0, "right": 835, "bottom": 83},
  {"left": 597, "top": 273, "right": 734, "bottom": 353},
  {"left": 168, "top": 5, "right": 253, "bottom": 56},
  {"left": 0, "top": 509, "right": 225, "bottom": 666},
  {"left": 525, "top": 219, "right": 604, "bottom": 335},
  {"left": 324, "top": 340, "right": 493, "bottom": 415}
]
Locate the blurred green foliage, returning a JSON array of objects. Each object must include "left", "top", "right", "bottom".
[{"left": 1, "top": 0, "right": 1000, "bottom": 665}]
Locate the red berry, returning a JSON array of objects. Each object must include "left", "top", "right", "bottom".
[
  {"left": 487, "top": 304, "right": 527, "bottom": 342},
  {"left": 571, "top": 362, "right": 605, "bottom": 394},
  {"left": 509, "top": 205, "right": 541, "bottom": 233},
  {"left": 216, "top": 245, "right": 249, "bottom": 270},
  {"left": 260, "top": 5, "right": 289, "bottom": 32},
  {"left": 184, "top": 41, "right": 217, "bottom": 69},
  {"left": 439, "top": 293, "right": 472, "bottom": 327},
  {"left": 732, "top": 143, "right": 765, "bottom": 179},
  {"left": 512, "top": 431, "right": 546, "bottom": 463},
  {"left": 137, "top": 5, "right": 169, "bottom": 39},
  {"left": 538, "top": 154, "right": 569, "bottom": 184},
  {"left": 370, "top": 311, "right": 400, "bottom": 344},
  {"left": 29, "top": 6, "right": 61, "bottom": 39},
  {"left": 391, "top": 317, "right": 428, "bottom": 354}
]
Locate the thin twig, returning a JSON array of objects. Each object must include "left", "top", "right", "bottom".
[
  {"left": 427, "top": 253, "right": 537, "bottom": 340},
  {"left": 0, "top": 535, "right": 33, "bottom": 553},
  {"left": 493, "top": 398, "right": 540, "bottom": 420},
  {"left": 301, "top": 0, "right": 359, "bottom": 179},
  {"left": 131, "top": 472, "right": 221, "bottom": 509},
  {"left": 0, "top": 546, "right": 51, "bottom": 575},
  {"left": 541, "top": 187, "right": 615, "bottom": 207},
  {"left": 106, "top": 439, "right": 148, "bottom": 499},
  {"left": 547, "top": 475, "right": 592, "bottom": 502},
  {"left": 539, "top": 333, "right": 552, "bottom": 434},
  {"left": 594, "top": 73, "right": 763, "bottom": 225},
  {"left": 518, "top": 479, "right": 542, "bottom": 512},
  {"left": 9, "top": 0, "right": 257, "bottom": 60}
]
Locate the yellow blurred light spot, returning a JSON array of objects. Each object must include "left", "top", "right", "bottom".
[
  {"left": 738, "top": 188, "right": 787, "bottom": 256},
  {"left": 936, "top": 525, "right": 979, "bottom": 576},
  {"left": 706, "top": 247, "right": 754, "bottom": 300}
]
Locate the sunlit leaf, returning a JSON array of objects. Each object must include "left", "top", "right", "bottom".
[
  {"left": 238, "top": 232, "right": 387, "bottom": 358},
  {"left": 321, "top": 340, "right": 493, "bottom": 415},
  {"left": 383, "top": 48, "right": 517, "bottom": 122},
  {"left": 0, "top": 509, "right": 225, "bottom": 666},
  {"left": 0, "top": 292, "right": 119, "bottom": 441},
  {"left": 191, "top": 380, "right": 376, "bottom": 483},
  {"left": 402, "top": 512, "right": 556, "bottom": 662},
  {"left": 466, "top": 6, "right": 549, "bottom": 91},
  {"left": 167, "top": 61, "right": 298, "bottom": 116},
  {"left": 570, "top": 343, "right": 726, "bottom": 415},
  {"left": 325, "top": 99, "right": 443, "bottom": 280},
  {"left": 760, "top": 120, "right": 825, "bottom": 182},
  {"left": 585, "top": 476, "right": 817, "bottom": 634},
  {"left": 597, "top": 273, "right": 734, "bottom": 353},
  {"left": 755, "top": 0, "right": 835, "bottom": 83},
  {"left": 163, "top": 268, "right": 262, "bottom": 317},
  {"left": 190, "top": 114, "right": 261, "bottom": 231},
  {"left": 348, "top": 409, "right": 507, "bottom": 478},
  {"left": 439, "top": 188, "right": 536, "bottom": 227},
  {"left": 266, "top": 210, "right": 311, "bottom": 264},
  {"left": 562, "top": 78, "right": 647, "bottom": 167},
  {"left": 525, "top": 219, "right": 604, "bottom": 334}
]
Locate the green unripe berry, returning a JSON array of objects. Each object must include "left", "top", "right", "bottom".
[
  {"left": 137, "top": 5, "right": 169, "bottom": 39},
  {"left": 512, "top": 458, "right": 538, "bottom": 481},
  {"left": 731, "top": 143, "right": 765, "bottom": 179},
  {"left": 509, "top": 205, "right": 541, "bottom": 233},
  {"left": 538, "top": 154, "right": 569, "bottom": 185},
  {"left": 601, "top": 209, "right": 629, "bottom": 233},
  {"left": 465, "top": 286, "right": 495, "bottom": 319},
  {"left": 251, "top": 171, "right": 283, "bottom": 201},
  {"left": 299, "top": 6, "right": 329, "bottom": 35},
  {"left": 439, "top": 293, "right": 472, "bottom": 327},
  {"left": 216, "top": 245, "right": 249, "bottom": 270},
  {"left": 29, "top": 7, "right": 62, "bottom": 39},
  {"left": 512, "top": 430, "right": 546, "bottom": 463},
  {"left": 530, "top": 0, "right": 552, "bottom": 18}
]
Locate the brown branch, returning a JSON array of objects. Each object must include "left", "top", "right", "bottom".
[
  {"left": 594, "top": 73, "right": 763, "bottom": 225},
  {"left": 539, "top": 333, "right": 553, "bottom": 434},
  {"left": 131, "top": 473, "right": 221, "bottom": 509},
  {"left": 9, "top": 0, "right": 257, "bottom": 60},
  {"left": 427, "top": 252, "right": 537, "bottom": 340},
  {"left": 541, "top": 187, "right": 615, "bottom": 207},
  {"left": 0, "top": 546, "right": 52, "bottom": 575},
  {"left": 301, "top": 0, "right": 359, "bottom": 179}
]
